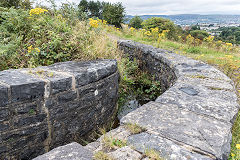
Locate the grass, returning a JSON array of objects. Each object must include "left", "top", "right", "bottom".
[
  {"left": 99, "top": 127, "right": 127, "bottom": 151},
  {"left": 101, "top": 134, "right": 127, "bottom": 151},
  {"left": 145, "top": 149, "right": 164, "bottom": 160},
  {"left": 94, "top": 151, "right": 113, "bottom": 160},
  {"left": 124, "top": 123, "right": 146, "bottom": 134}
]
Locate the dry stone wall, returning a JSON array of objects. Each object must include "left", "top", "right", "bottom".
[
  {"left": 34, "top": 40, "right": 239, "bottom": 160},
  {"left": 0, "top": 60, "right": 119, "bottom": 159}
]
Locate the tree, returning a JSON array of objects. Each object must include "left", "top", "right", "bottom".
[
  {"left": 78, "top": 0, "right": 104, "bottom": 18},
  {"left": 88, "top": 1, "right": 103, "bottom": 18},
  {"left": 102, "top": 2, "right": 125, "bottom": 28},
  {"left": 141, "top": 17, "right": 180, "bottom": 40},
  {"left": 191, "top": 25, "right": 200, "bottom": 30},
  {"left": 129, "top": 16, "right": 143, "bottom": 29},
  {"left": 78, "top": 0, "right": 88, "bottom": 13}
]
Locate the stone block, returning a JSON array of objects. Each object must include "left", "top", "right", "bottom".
[
  {"left": 0, "top": 84, "right": 8, "bottom": 107},
  {"left": 0, "top": 108, "right": 9, "bottom": 122},
  {"left": 0, "top": 122, "right": 9, "bottom": 132},
  {"left": 33, "top": 142, "right": 93, "bottom": 160},
  {"left": 46, "top": 60, "right": 117, "bottom": 88},
  {"left": 0, "top": 70, "right": 45, "bottom": 103},
  {"left": 13, "top": 113, "right": 46, "bottom": 127},
  {"left": 57, "top": 90, "right": 77, "bottom": 103},
  {"left": 15, "top": 103, "right": 37, "bottom": 115}
]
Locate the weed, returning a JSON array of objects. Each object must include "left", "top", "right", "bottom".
[
  {"left": 145, "top": 149, "right": 164, "bottom": 160},
  {"left": 124, "top": 123, "right": 146, "bottom": 134},
  {"left": 29, "top": 109, "right": 36, "bottom": 115},
  {"left": 101, "top": 134, "right": 126, "bottom": 150}
]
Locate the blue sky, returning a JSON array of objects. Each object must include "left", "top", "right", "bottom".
[{"left": 37, "top": 0, "right": 240, "bottom": 15}]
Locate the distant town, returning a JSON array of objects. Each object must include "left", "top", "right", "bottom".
[
  {"left": 127, "top": 14, "right": 240, "bottom": 39},
  {"left": 181, "top": 23, "right": 240, "bottom": 36}
]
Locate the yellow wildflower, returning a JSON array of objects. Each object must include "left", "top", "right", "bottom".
[
  {"left": 103, "top": 20, "right": 107, "bottom": 25},
  {"left": 236, "top": 144, "right": 240, "bottom": 149},
  {"left": 151, "top": 27, "right": 159, "bottom": 33},
  {"left": 226, "top": 43, "right": 233, "bottom": 47},
  {"left": 225, "top": 55, "right": 233, "bottom": 59},
  {"left": 89, "top": 18, "right": 99, "bottom": 28},
  {"left": 130, "top": 27, "right": 135, "bottom": 32},
  {"left": 231, "top": 153, "right": 235, "bottom": 157},
  {"left": 35, "top": 48, "right": 40, "bottom": 53},
  {"left": 29, "top": 8, "right": 48, "bottom": 16},
  {"left": 28, "top": 45, "right": 33, "bottom": 53},
  {"left": 144, "top": 31, "right": 151, "bottom": 36}
]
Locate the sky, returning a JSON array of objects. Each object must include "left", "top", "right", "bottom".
[{"left": 37, "top": 0, "right": 240, "bottom": 15}]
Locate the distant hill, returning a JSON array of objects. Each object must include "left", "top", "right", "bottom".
[{"left": 126, "top": 14, "right": 240, "bottom": 25}]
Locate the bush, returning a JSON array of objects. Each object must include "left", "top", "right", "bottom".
[
  {"left": 190, "top": 30, "right": 209, "bottom": 40},
  {"left": 141, "top": 17, "right": 181, "bottom": 40},
  {"left": 129, "top": 16, "right": 143, "bottom": 29},
  {"left": 0, "top": 6, "right": 118, "bottom": 70}
]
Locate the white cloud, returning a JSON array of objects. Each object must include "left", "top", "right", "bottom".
[{"left": 36, "top": 0, "right": 240, "bottom": 15}]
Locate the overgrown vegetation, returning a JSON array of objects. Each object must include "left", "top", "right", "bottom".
[
  {"left": 0, "top": 5, "right": 120, "bottom": 70},
  {"left": 117, "top": 57, "right": 162, "bottom": 108}
]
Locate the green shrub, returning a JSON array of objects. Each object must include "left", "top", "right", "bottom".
[
  {"left": 190, "top": 30, "right": 209, "bottom": 40},
  {"left": 129, "top": 16, "right": 143, "bottom": 29},
  {"left": 118, "top": 57, "right": 162, "bottom": 108},
  {"left": 141, "top": 17, "right": 180, "bottom": 40}
]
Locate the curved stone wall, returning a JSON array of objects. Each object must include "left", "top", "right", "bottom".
[
  {"left": 0, "top": 60, "right": 119, "bottom": 159},
  {"left": 34, "top": 40, "right": 239, "bottom": 160},
  {"left": 117, "top": 40, "right": 239, "bottom": 159}
]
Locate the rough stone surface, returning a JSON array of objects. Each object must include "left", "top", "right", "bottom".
[
  {"left": 33, "top": 142, "right": 93, "bottom": 160},
  {"left": 128, "top": 132, "right": 212, "bottom": 160},
  {"left": 0, "top": 60, "right": 119, "bottom": 160},
  {"left": 121, "top": 102, "right": 231, "bottom": 159},
  {"left": 108, "top": 146, "right": 143, "bottom": 160}
]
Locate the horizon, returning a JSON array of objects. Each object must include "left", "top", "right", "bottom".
[
  {"left": 36, "top": 0, "right": 240, "bottom": 15},
  {"left": 127, "top": 13, "right": 240, "bottom": 16}
]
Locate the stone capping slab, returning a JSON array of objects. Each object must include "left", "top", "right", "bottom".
[{"left": 0, "top": 60, "right": 117, "bottom": 104}]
